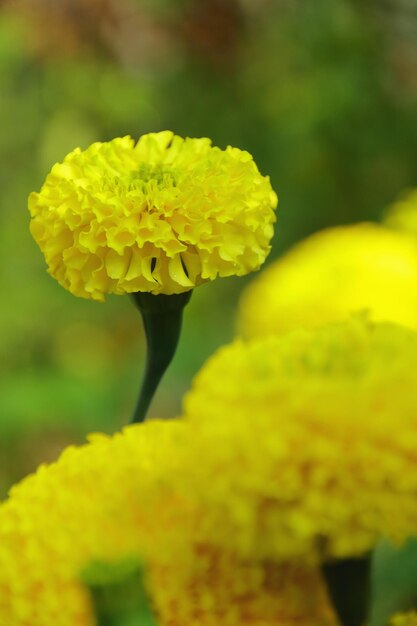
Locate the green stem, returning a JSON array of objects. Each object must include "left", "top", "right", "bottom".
[
  {"left": 130, "top": 291, "right": 192, "bottom": 423},
  {"left": 86, "top": 560, "right": 157, "bottom": 626},
  {"left": 321, "top": 554, "right": 372, "bottom": 626}
]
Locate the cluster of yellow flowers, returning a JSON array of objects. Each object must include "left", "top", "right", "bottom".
[
  {"left": 29, "top": 132, "right": 277, "bottom": 301},
  {"left": 3, "top": 316, "right": 417, "bottom": 623},
  {"left": 0, "top": 419, "right": 337, "bottom": 626},
  {"left": 7, "top": 134, "right": 417, "bottom": 624}
]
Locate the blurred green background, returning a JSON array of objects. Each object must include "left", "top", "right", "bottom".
[{"left": 1, "top": 0, "right": 417, "bottom": 496}]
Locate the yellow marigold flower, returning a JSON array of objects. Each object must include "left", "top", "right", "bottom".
[
  {"left": 384, "top": 189, "right": 417, "bottom": 236},
  {"left": 29, "top": 132, "right": 277, "bottom": 301},
  {"left": 183, "top": 317, "right": 417, "bottom": 562},
  {"left": 0, "top": 419, "right": 179, "bottom": 626},
  {"left": 0, "top": 420, "right": 335, "bottom": 626},
  {"left": 391, "top": 613, "right": 417, "bottom": 626},
  {"left": 237, "top": 223, "right": 417, "bottom": 339}
]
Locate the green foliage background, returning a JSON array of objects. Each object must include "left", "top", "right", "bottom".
[{"left": 1, "top": 2, "right": 417, "bottom": 619}]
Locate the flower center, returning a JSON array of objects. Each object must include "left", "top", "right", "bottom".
[
  {"left": 102, "top": 163, "right": 177, "bottom": 196},
  {"left": 135, "top": 163, "right": 176, "bottom": 186}
]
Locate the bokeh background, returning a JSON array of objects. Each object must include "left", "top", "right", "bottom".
[{"left": 1, "top": 0, "right": 417, "bottom": 497}]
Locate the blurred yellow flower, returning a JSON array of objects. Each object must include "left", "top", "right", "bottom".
[
  {"left": 0, "top": 419, "right": 335, "bottom": 626},
  {"left": 391, "top": 613, "right": 417, "bottom": 626},
  {"left": 237, "top": 223, "right": 417, "bottom": 339},
  {"left": 183, "top": 317, "right": 417, "bottom": 562},
  {"left": 29, "top": 131, "right": 277, "bottom": 301},
  {"left": 384, "top": 189, "right": 417, "bottom": 236},
  {"left": 0, "top": 419, "right": 179, "bottom": 626}
]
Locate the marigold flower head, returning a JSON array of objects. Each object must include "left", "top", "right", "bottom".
[
  {"left": 0, "top": 420, "right": 335, "bottom": 626},
  {"left": 183, "top": 317, "right": 417, "bottom": 562},
  {"left": 29, "top": 132, "right": 277, "bottom": 301},
  {"left": 237, "top": 223, "right": 417, "bottom": 339}
]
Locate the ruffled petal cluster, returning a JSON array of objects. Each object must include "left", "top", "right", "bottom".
[
  {"left": 237, "top": 223, "right": 417, "bottom": 339},
  {"left": 183, "top": 317, "right": 417, "bottom": 562},
  {"left": 0, "top": 420, "right": 335, "bottom": 626},
  {"left": 29, "top": 132, "right": 277, "bottom": 301}
]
